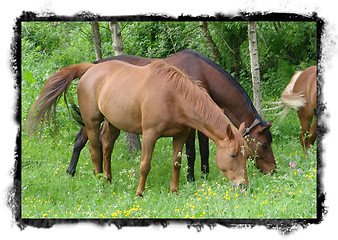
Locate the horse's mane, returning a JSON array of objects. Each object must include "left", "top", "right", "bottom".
[
  {"left": 179, "top": 49, "right": 266, "bottom": 126},
  {"left": 149, "top": 60, "right": 226, "bottom": 133}
]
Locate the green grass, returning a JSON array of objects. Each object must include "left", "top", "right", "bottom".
[{"left": 21, "top": 108, "right": 317, "bottom": 219}]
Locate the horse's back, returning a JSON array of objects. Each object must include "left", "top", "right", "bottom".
[
  {"left": 293, "top": 65, "right": 317, "bottom": 110},
  {"left": 82, "top": 60, "right": 179, "bottom": 134},
  {"left": 95, "top": 61, "right": 150, "bottom": 133},
  {"left": 94, "top": 55, "right": 155, "bottom": 66},
  {"left": 282, "top": 71, "right": 303, "bottom": 97},
  {"left": 164, "top": 50, "right": 203, "bottom": 80}
]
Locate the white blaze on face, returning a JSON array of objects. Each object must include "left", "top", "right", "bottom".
[{"left": 241, "top": 146, "right": 246, "bottom": 157}]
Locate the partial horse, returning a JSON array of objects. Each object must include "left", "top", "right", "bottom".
[{"left": 266, "top": 66, "right": 317, "bottom": 151}]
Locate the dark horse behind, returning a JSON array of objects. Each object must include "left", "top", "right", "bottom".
[{"left": 66, "top": 49, "right": 277, "bottom": 180}]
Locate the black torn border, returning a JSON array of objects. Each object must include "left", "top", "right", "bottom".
[{"left": 8, "top": 11, "right": 327, "bottom": 234}]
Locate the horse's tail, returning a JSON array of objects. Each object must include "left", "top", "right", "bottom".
[
  {"left": 70, "top": 102, "right": 84, "bottom": 126},
  {"left": 264, "top": 70, "right": 306, "bottom": 120},
  {"left": 281, "top": 92, "right": 307, "bottom": 111},
  {"left": 26, "top": 62, "right": 93, "bottom": 133},
  {"left": 264, "top": 92, "right": 306, "bottom": 120}
]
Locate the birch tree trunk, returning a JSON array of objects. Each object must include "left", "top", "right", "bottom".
[
  {"left": 248, "top": 22, "right": 264, "bottom": 120},
  {"left": 109, "top": 21, "right": 141, "bottom": 153},
  {"left": 90, "top": 22, "right": 102, "bottom": 60},
  {"left": 109, "top": 21, "right": 125, "bottom": 55}
]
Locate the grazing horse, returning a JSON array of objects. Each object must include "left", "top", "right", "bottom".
[
  {"left": 66, "top": 49, "right": 276, "bottom": 180},
  {"left": 267, "top": 66, "right": 317, "bottom": 151},
  {"left": 26, "top": 60, "right": 249, "bottom": 196}
]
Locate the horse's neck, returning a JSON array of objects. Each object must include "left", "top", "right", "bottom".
[
  {"left": 198, "top": 64, "right": 257, "bottom": 129},
  {"left": 220, "top": 89, "right": 257, "bottom": 128},
  {"left": 181, "top": 100, "right": 228, "bottom": 145},
  {"left": 223, "top": 108, "right": 256, "bottom": 129}
]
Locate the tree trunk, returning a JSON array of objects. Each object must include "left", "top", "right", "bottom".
[
  {"left": 109, "top": 21, "right": 141, "bottom": 153},
  {"left": 248, "top": 22, "right": 264, "bottom": 120},
  {"left": 199, "top": 21, "right": 221, "bottom": 62},
  {"left": 90, "top": 22, "right": 102, "bottom": 60},
  {"left": 109, "top": 21, "right": 125, "bottom": 55}
]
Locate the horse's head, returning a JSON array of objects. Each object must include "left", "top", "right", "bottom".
[
  {"left": 247, "top": 121, "right": 277, "bottom": 175},
  {"left": 216, "top": 122, "right": 249, "bottom": 188}
]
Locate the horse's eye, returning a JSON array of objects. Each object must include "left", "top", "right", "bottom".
[
  {"left": 262, "top": 144, "right": 267, "bottom": 150},
  {"left": 230, "top": 153, "right": 236, "bottom": 158}
]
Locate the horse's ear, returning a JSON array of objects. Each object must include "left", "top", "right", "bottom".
[
  {"left": 260, "top": 121, "right": 273, "bottom": 133},
  {"left": 225, "top": 124, "right": 233, "bottom": 139},
  {"left": 239, "top": 122, "right": 246, "bottom": 135}
]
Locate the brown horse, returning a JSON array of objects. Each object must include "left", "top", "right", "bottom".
[
  {"left": 26, "top": 59, "right": 249, "bottom": 196},
  {"left": 66, "top": 50, "right": 276, "bottom": 180},
  {"left": 267, "top": 66, "right": 317, "bottom": 151}
]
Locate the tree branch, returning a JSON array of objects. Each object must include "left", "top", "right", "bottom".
[
  {"left": 199, "top": 21, "right": 221, "bottom": 62},
  {"left": 210, "top": 22, "right": 236, "bottom": 56},
  {"left": 90, "top": 22, "right": 102, "bottom": 60}
]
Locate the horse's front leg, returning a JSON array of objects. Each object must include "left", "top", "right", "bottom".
[
  {"left": 186, "top": 130, "right": 196, "bottom": 182},
  {"left": 136, "top": 131, "right": 158, "bottom": 197},
  {"left": 171, "top": 128, "right": 190, "bottom": 194},
  {"left": 198, "top": 131, "right": 209, "bottom": 178}
]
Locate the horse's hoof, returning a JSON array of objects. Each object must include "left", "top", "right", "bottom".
[
  {"left": 187, "top": 175, "right": 195, "bottom": 182},
  {"left": 170, "top": 190, "right": 179, "bottom": 196},
  {"left": 201, "top": 173, "right": 209, "bottom": 180},
  {"left": 66, "top": 168, "right": 76, "bottom": 176}
]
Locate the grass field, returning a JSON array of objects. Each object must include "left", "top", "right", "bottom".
[{"left": 21, "top": 108, "right": 317, "bottom": 219}]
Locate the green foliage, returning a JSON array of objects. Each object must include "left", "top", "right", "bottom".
[
  {"left": 120, "top": 22, "right": 204, "bottom": 58},
  {"left": 22, "top": 21, "right": 316, "bottom": 105}
]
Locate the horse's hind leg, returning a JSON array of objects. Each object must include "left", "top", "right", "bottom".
[
  {"left": 101, "top": 120, "right": 120, "bottom": 182},
  {"left": 66, "top": 126, "right": 88, "bottom": 176},
  {"left": 171, "top": 128, "right": 190, "bottom": 194},
  {"left": 298, "top": 106, "right": 315, "bottom": 151},
  {"left": 307, "top": 115, "right": 317, "bottom": 148},
  {"left": 85, "top": 118, "right": 104, "bottom": 177}
]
